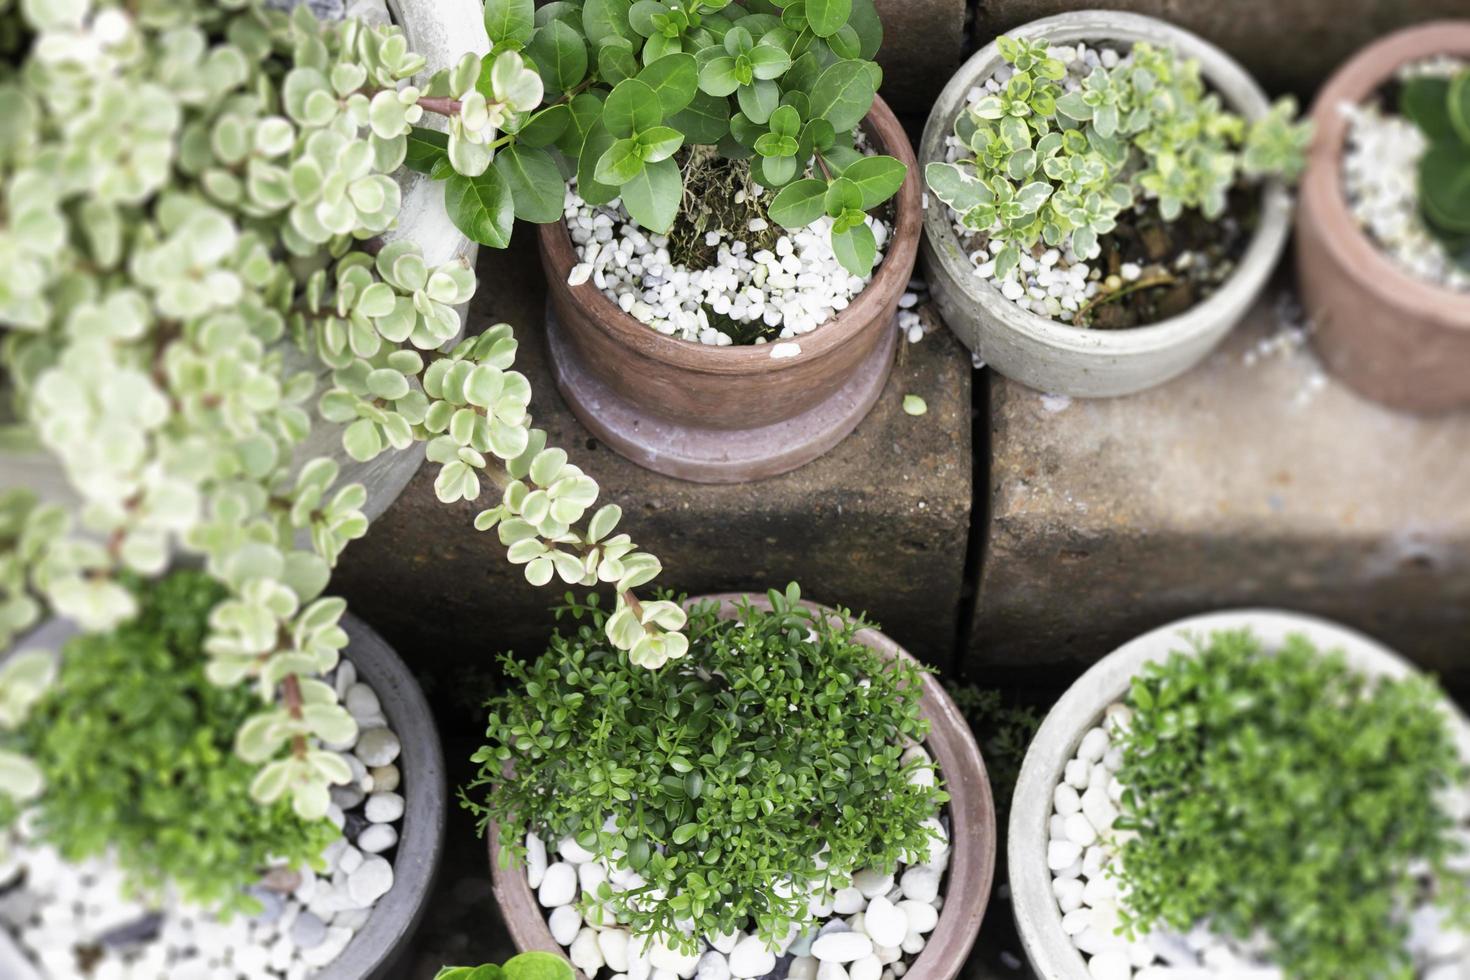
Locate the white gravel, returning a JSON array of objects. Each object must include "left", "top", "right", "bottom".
[
  {"left": 1340, "top": 57, "right": 1470, "bottom": 293},
  {"left": 0, "top": 658, "right": 406, "bottom": 980}
]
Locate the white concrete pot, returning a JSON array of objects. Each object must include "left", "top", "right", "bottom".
[
  {"left": 0, "top": 0, "right": 486, "bottom": 525},
  {"left": 918, "top": 11, "right": 1293, "bottom": 397},
  {"left": 1009, "top": 609, "right": 1470, "bottom": 979}
]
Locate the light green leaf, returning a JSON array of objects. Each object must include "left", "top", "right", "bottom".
[
  {"left": 485, "top": 0, "right": 535, "bottom": 44},
  {"left": 806, "top": 0, "right": 852, "bottom": 37}
]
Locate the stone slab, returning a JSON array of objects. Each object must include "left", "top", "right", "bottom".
[
  {"left": 874, "top": 0, "right": 970, "bottom": 117},
  {"left": 333, "top": 239, "right": 975, "bottom": 715},
  {"left": 971, "top": 289, "right": 1470, "bottom": 686},
  {"left": 973, "top": 1, "right": 1468, "bottom": 98}
]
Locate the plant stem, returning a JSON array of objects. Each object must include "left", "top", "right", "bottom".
[{"left": 1075, "top": 272, "right": 1175, "bottom": 324}]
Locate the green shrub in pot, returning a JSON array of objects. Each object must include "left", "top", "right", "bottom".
[
  {"left": 411, "top": 0, "right": 906, "bottom": 277},
  {"left": 436, "top": 952, "right": 574, "bottom": 980},
  {"left": 0, "top": 0, "right": 681, "bottom": 823},
  {"left": 1111, "top": 630, "right": 1470, "bottom": 979},
  {"left": 1401, "top": 68, "right": 1470, "bottom": 264}
]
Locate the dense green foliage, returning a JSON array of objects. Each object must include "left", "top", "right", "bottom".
[
  {"left": 435, "top": 953, "right": 574, "bottom": 980},
  {"left": 1113, "top": 629, "right": 1470, "bottom": 979},
  {"left": 1403, "top": 69, "right": 1470, "bottom": 264},
  {"left": 926, "top": 35, "right": 1309, "bottom": 280},
  {"left": 408, "top": 0, "right": 905, "bottom": 276},
  {"left": 465, "top": 585, "right": 946, "bottom": 949},
  {"left": 4, "top": 572, "right": 335, "bottom": 915}
]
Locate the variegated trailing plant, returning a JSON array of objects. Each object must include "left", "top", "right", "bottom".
[
  {"left": 0, "top": 0, "right": 686, "bottom": 841},
  {"left": 925, "top": 35, "right": 1310, "bottom": 284}
]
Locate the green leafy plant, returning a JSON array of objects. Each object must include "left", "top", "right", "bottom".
[
  {"left": 947, "top": 683, "right": 1040, "bottom": 829},
  {"left": 465, "top": 585, "right": 947, "bottom": 951},
  {"left": 1113, "top": 629, "right": 1470, "bottom": 980},
  {"left": 0, "top": 0, "right": 680, "bottom": 826},
  {"left": 0, "top": 571, "right": 336, "bottom": 915},
  {"left": 407, "top": 0, "right": 905, "bottom": 276},
  {"left": 435, "top": 953, "right": 575, "bottom": 980},
  {"left": 925, "top": 36, "right": 1310, "bottom": 281},
  {"left": 1402, "top": 69, "right": 1470, "bottom": 264}
]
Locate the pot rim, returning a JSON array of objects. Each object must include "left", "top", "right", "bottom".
[
  {"left": 0, "top": 613, "right": 446, "bottom": 980},
  {"left": 1299, "top": 20, "right": 1470, "bottom": 324},
  {"left": 537, "top": 95, "right": 922, "bottom": 378},
  {"left": 487, "top": 592, "right": 995, "bottom": 980},
  {"left": 1008, "top": 608, "right": 1470, "bottom": 980},
  {"left": 917, "top": 9, "right": 1293, "bottom": 358}
]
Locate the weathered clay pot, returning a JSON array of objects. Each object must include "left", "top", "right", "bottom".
[
  {"left": 0, "top": 0, "right": 485, "bottom": 524},
  {"left": 0, "top": 614, "right": 446, "bottom": 980},
  {"left": 540, "top": 97, "right": 921, "bottom": 484},
  {"left": 488, "top": 593, "right": 995, "bottom": 980},
  {"left": 919, "top": 11, "right": 1293, "bottom": 397},
  {"left": 1296, "top": 22, "right": 1470, "bottom": 414},
  {"left": 1009, "top": 609, "right": 1470, "bottom": 978}
]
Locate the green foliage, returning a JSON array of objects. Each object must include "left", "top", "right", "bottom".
[
  {"left": 1113, "top": 630, "right": 1470, "bottom": 980},
  {"left": 946, "top": 684, "right": 1040, "bottom": 829},
  {"left": 465, "top": 585, "right": 947, "bottom": 950},
  {"left": 0, "top": 0, "right": 676, "bottom": 834},
  {"left": 435, "top": 952, "right": 575, "bottom": 980},
  {"left": 3, "top": 571, "right": 336, "bottom": 916},
  {"left": 925, "top": 36, "right": 1309, "bottom": 280},
  {"left": 410, "top": 0, "right": 904, "bottom": 275},
  {"left": 1403, "top": 70, "right": 1470, "bottom": 263}
]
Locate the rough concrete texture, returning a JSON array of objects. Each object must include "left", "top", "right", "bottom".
[
  {"left": 333, "top": 241, "right": 974, "bottom": 710},
  {"left": 973, "top": 1, "right": 1469, "bottom": 97},
  {"left": 972, "top": 290, "right": 1470, "bottom": 686},
  {"left": 874, "top": 0, "right": 969, "bottom": 116}
]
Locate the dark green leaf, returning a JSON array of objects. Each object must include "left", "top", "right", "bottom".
[
  {"left": 598, "top": 38, "right": 640, "bottom": 85},
  {"left": 737, "top": 78, "right": 780, "bottom": 124},
  {"left": 805, "top": 0, "right": 851, "bottom": 37},
  {"left": 604, "top": 77, "right": 663, "bottom": 137},
  {"left": 620, "top": 155, "right": 682, "bottom": 232},
  {"left": 484, "top": 0, "right": 535, "bottom": 45},
  {"left": 637, "top": 52, "right": 699, "bottom": 115},
  {"left": 581, "top": 0, "right": 636, "bottom": 46},
  {"left": 667, "top": 89, "right": 731, "bottom": 144},
  {"left": 830, "top": 220, "right": 876, "bottom": 276},
  {"left": 767, "top": 177, "right": 828, "bottom": 229},
  {"left": 847, "top": 0, "right": 882, "bottom": 59},
  {"left": 809, "top": 58, "right": 876, "bottom": 131},
  {"left": 445, "top": 167, "right": 515, "bottom": 248},
  {"left": 527, "top": 18, "right": 588, "bottom": 92},
  {"left": 594, "top": 137, "right": 646, "bottom": 186},
  {"left": 404, "top": 127, "right": 450, "bottom": 176},
  {"left": 841, "top": 154, "right": 905, "bottom": 209},
  {"left": 575, "top": 119, "right": 621, "bottom": 205},
  {"left": 514, "top": 104, "right": 570, "bottom": 148},
  {"left": 495, "top": 144, "right": 565, "bottom": 223},
  {"left": 556, "top": 92, "right": 606, "bottom": 157}
]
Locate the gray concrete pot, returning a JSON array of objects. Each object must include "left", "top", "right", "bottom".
[
  {"left": 0, "top": 612, "right": 445, "bottom": 980},
  {"left": 0, "top": 0, "right": 485, "bottom": 525},
  {"left": 918, "top": 11, "right": 1293, "bottom": 397},
  {"left": 1009, "top": 609, "right": 1470, "bottom": 979}
]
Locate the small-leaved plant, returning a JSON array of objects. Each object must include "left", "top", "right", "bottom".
[
  {"left": 925, "top": 36, "right": 1310, "bottom": 281},
  {"left": 1401, "top": 68, "right": 1470, "bottom": 264},
  {"left": 465, "top": 585, "right": 947, "bottom": 952},
  {"left": 407, "top": 0, "right": 907, "bottom": 277},
  {"left": 435, "top": 953, "right": 574, "bottom": 980},
  {"left": 0, "top": 571, "right": 336, "bottom": 915},
  {"left": 1113, "top": 629, "right": 1470, "bottom": 980},
  {"left": 0, "top": 0, "right": 683, "bottom": 827}
]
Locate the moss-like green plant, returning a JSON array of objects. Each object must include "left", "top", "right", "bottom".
[
  {"left": 1113, "top": 629, "right": 1470, "bottom": 980},
  {"left": 1, "top": 570, "right": 336, "bottom": 915},
  {"left": 925, "top": 36, "right": 1310, "bottom": 280},
  {"left": 1402, "top": 69, "right": 1470, "bottom": 263},
  {"left": 465, "top": 585, "right": 947, "bottom": 951},
  {"left": 408, "top": 0, "right": 905, "bottom": 277}
]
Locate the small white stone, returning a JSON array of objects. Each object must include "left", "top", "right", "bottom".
[
  {"left": 833, "top": 887, "right": 866, "bottom": 915},
  {"left": 1048, "top": 839, "right": 1082, "bottom": 871},
  {"left": 344, "top": 683, "right": 380, "bottom": 719},
  {"left": 570, "top": 927, "right": 605, "bottom": 974},
  {"left": 364, "top": 792, "right": 404, "bottom": 824},
  {"left": 848, "top": 955, "right": 882, "bottom": 980},
  {"left": 896, "top": 900, "right": 937, "bottom": 935},
  {"left": 559, "top": 835, "right": 597, "bottom": 864},
  {"left": 1077, "top": 728, "right": 1109, "bottom": 763},
  {"left": 812, "top": 932, "right": 874, "bottom": 963},
  {"left": 1065, "top": 812, "right": 1099, "bottom": 847},
  {"left": 526, "top": 833, "right": 548, "bottom": 889},
  {"left": 851, "top": 869, "right": 894, "bottom": 899},
  {"left": 549, "top": 905, "right": 583, "bottom": 945},
  {"left": 1053, "top": 876, "right": 1085, "bottom": 913},
  {"left": 898, "top": 866, "right": 940, "bottom": 904},
  {"left": 357, "top": 823, "right": 398, "bottom": 854},
  {"left": 568, "top": 263, "right": 594, "bottom": 286},
  {"left": 729, "top": 935, "right": 775, "bottom": 977},
  {"left": 370, "top": 764, "right": 400, "bottom": 793},
  {"left": 539, "top": 863, "right": 578, "bottom": 907},
  {"left": 1088, "top": 948, "right": 1131, "bottom": 980},
  {"left": 696, "top": 950, "right": 732, "bottom": 980},
  {"left": 1054, "top": 783, "right": 1082, "bottom": 816},
  {"left": 354, "top": 728, "right": 401, "bottom": 767},
  {"left": 816, "top": 963, "right": 849, "bottom": 980},
  {"left": 862, "top": 895, "right": 907, "bottom": 948},
  {"left": 346, "top": 855, "right": 393, "bottom": 906}
]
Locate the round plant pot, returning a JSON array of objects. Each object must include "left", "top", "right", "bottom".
[
  {"left": 1296, "top": 22, "right": 1470, "bottom": 415},
  {"left": 487, "top": 593, "right": 995, "bottom": 980},
  {"left": 0, "top": 0, "right": 485, "bottom": 524},
  {"left": 539, "top": 97, "right": 921, "bottom": 484},
  {"left": 0, "top": 613, "right": 446, "bottom": 980},
  {"left": 918, "top": 10, "right": 1293, "bottom": 398},
  {"left": 1009, "top": 609, "right": 1470, "bottom": 979}
]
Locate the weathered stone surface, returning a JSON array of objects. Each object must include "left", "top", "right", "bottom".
[
  {"left": 973, "top": 0, "right": 1468, "bottom": 97},
  {"left": 334, "top": 242, "right": 974, "bottom": 707},
  {"left": 972, "top": 291, "right": 1470, "bottom": 684},
  {"left": 874, "top": 0, "right": 969, "bottom": 116}
]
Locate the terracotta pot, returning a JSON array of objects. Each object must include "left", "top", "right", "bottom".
[
  {"left": 488, "top": 593, "right": 996, "bottom": 980},
  {"left": 0, "top": 614, "right": 446, "bottom": 980},
  {"left": 1009, "top": 609, "right": 1470, "bottom": 979},
  {"left": 919, "top": 10, "right": 1293, "bottom": 398},
  {"left": 1296, "top": 22, "right": 1470, "bottom": 414},
  {"left": 539, "top": 97, "right": 920, "bottom": 483}
]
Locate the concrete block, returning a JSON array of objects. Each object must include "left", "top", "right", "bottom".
[
  {"left": 973, "top": 1, "right": 1469, "bottom": 98},
  {"left": 972, "top": 290, "right": 1470, "bottom": 685},
  {"left": 334, "top": 242, "right": 975, "bottom": 705},
  {"left": 874, "top": 0, "right": 969, "bottom": 117}
]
